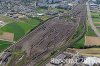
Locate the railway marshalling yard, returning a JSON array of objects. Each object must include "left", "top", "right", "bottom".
[
  {"left": 7, "top": 17, "right": 79, "bottom": 66},
  {"left": 0, "top": 0, "right": 91, "bottom": 66}
]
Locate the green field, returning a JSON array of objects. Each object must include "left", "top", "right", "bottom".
[
  {"left": 73, "top": 21, "right": 97, "bottom": 48},
  {"left": 91, "top": 12, "right": 100, "bottom": 22},
  {"left": 86, "top": 25, "right": 97, "bottom": 36},
  {"left": 39, "top": 15, "right": 51, "bottom": 21},
  {"left": 73, "top": 36, "right": 85, "bottom": 49},
  {"left": 95, "top": 23, "right": 100, "bottom": 26},
  {"left": 73, "top": 25, "right": 96, "bottom": 48},
  {"left": 97, "top": 28, "right": 100, "bottom": 32},
  {"left": 93, "top": 18, "right": 100, "bottom": 22},
  {"left": 0, "top": 17, "right": 41, "bottom": 52},
  {"left": 36, "top": 7, "right": 46, "bottom": 13},
  {"left": 1, "top": 23, "right": 25, "bottom": 41},
  {"left": 16, "top": 18, "right": 40, "bottom": 33},
  {"left": 0, "top": 40, "right": 12, "bottom": 52},
  {"left": 0, "top": 18, "right": 40, "bottom": 41}
]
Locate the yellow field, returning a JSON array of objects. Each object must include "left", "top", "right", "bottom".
[
  {"left": 77, "top": 48, "right": 100, "bottom": 57},
  {"left": 94, "top": 22, "right": 100, "bottom": 24}
]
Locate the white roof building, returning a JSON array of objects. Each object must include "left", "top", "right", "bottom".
[
  {"left": 50, "top": 54, "right": 66, "bottom": 65},
  {"left": 83, "top": 57, "right": 100, "bottom": 66}
]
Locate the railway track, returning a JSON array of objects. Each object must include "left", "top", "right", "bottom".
[
  {"left": 0, "top": 16, "right": 78, "bottom": 66},
  {"left": 0, "top": 0, "right": 87, "bottom": 66}
]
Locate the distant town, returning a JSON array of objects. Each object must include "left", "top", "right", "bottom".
[{"left": 0, "top": 0, "right": 74, "bottom": 19}]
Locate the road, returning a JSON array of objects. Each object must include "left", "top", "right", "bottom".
[{"left": 86, "top": 2, "right": 100, "bottom": 37}]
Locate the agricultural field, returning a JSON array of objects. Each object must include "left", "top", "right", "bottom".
[
  {"left": 0, "top": 17, "right": 41, "bottom": 52},
  {"left": 0, "top": 40, "right": 12, "bottom": 52},
  {"left": 91, "top": 11, "right": 100, "bottom": 33},
  {"left": 91, "top": 11, "right": 100, "bottom": 22},
  {"left": 85, "top": 36, "right": 100, "bottom": 46},
  {"left": 0, "top": 15, "right": 17, "bottom": 23},
  {"left": 1, "top": 23, "right": 25, "bottom": 41},
  {"left": 0, "top": 32, "right": 14, "bottom": 41},
  {"left": 86, "top": 25, "right": 97, "bottom": 36},
  {"left": 0, "top": 18, "right": 41, "bottom": 41},
  {"left": 36, "top": 7, "right": 46, "bottom": 13},
  {"left": 73, "top": 36, "right": 85, "bottom": 49},
  {"left": 73, "top": 20, "right": 97, "bottom": 49},
  {"left": 94, "top": 22, "right": 100, "bottom": 26},
  {"left": 97, "top": 28, "right": 100, "bottom": 32},
  {"left": 77, "top": 48, "right": 100, "bottom": 57},
  {"left": 96, "top": 23, "right": 100, "bottom": 32},
  {"left": 39, "top": 15, "right": 51, "bottom": 21}
]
